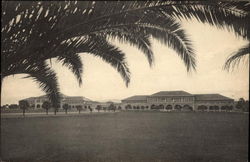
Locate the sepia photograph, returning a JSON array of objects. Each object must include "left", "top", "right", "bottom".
[{"left": 1, "top": 1, "right": 249, "bottom": 162}]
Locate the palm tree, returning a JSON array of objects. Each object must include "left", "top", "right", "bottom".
[
  {"left": 19, "top": 100, "right": 29, "bottom": 116},
  {"left": 76, "top": 105, "right": 83, "bottom": 114},
  {"left": 2, "top": 1, "right": 249, "bottom": 106},
  {"left": 53, "top": 104, "right": 60, "bottom": 115},
  {"left": 96, "top": 105, "right": 102, "bottom": 112},
  {"left": 88, "top": 106, "right": 93, "bottom": 113},
  {"left": 42, "top": 101, "right": 51, "bottom": 115},
  {"left": 108, "top": 103, "right": 116, "bottom": 112},
  {"left": 62, "top": 104, "right": 70, "bottom": 114}
]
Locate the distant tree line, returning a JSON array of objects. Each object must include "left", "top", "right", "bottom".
[
  {"left": 2, "top": 98, "right": 248, "bottom": 116},
  {"left": 1, "top": 101, "right": 121, "bottom": 117}
]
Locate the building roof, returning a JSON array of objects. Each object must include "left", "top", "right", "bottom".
[
  {"left": 151, "top": 91, "right": 192, "bottom": 96},
  {"left": 122, "top": 95, "right": 148, "bottom": 101},
  {"left": 194, "top": 94, "right": 234, "bottom": 101},
  {"left": 38, "top": 93, "right": 67, "bottom": 98},
  {"left": 23, "top": 93, "right": 92, "bottom": 101},
  {"left": 64, "top": 96, "right": 91, "bottom": 101},
  {"left": 22, "top": 97, "right": 36, "bottom": 101}
]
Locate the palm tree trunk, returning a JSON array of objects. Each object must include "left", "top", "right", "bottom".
[
  {"left": 78, "top": 109, "right": 80, "bottom": 114},
  {"left": 46, "top": 109, "right": 48, "bottom": 115},
  {"left": 66, "top": 109, "right": 67, "bottom": 114},
  {"left": 23, "top": 109, "right": 25, "bottom": 117},
  {"left": 54, "top": 109, "right": 57, "bottom": 115}
]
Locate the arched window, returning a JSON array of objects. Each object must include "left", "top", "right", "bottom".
[
  {"left": 158, "top": 104, "right": 164, "bottom": 110},
  {"left": 214, "top": 106, "right": 219, "bottom": 111},
  {"left": 166, "top": 105, "right": 173, "bottom": 110},
  {"left": 221, "top": 106, "right": 227, "bottom": 110},
  {"left": 151, "top": 104, "right": 156, "bottom": 110},
  {"left": 198, "top": 105, "right": 208, "bottom": 111},
  {"left": 228, "top": 105, "right": 233, "bottom": 111},
  {"left": 183, "top": 105, "right": 192, "bottom": 111},
  {"left": 209, "top": 106, "right": 214, "bottom": 110},
  {"left": 125, "top": 104, "right": 132, "bottom": 110},
  {"left": 174, "top": 105, "right": 182, "bottom": 110}
]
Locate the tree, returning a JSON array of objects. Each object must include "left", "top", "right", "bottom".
[
  {"left": 2, "top": 1, "right": 249, "bottom": 106},
  {"left": 96, "top": 105, "right": 102, "bottom": 112},
  {"left": 114, "top": 106, "right": 117, "bottom": 112},
  {"left": 76, "top": 105, "right": 83, "bottom": 114},
  {"left": 19, "top": 100, "right": 29, "bottom": 116},
  {"left": 53, "top": 103, "right": 60, "bottom": 115},
  {"left": 108, "top": 103, "right": 116, "bottom": 112},
  {"left": 236, "top": 98, "right": 245, "bottom": 110},
  {"left": 9, "top": 104, "right": 19, "bottom": 109},
  {"left": 125, "top": 104, "right": 132, "bottom": 110},
  {"left": 63, "top": 104, "right": 70, "bottom": 114},
  {"left": 88, "top": 106, "right": 93, "bottom": 113},
  {"left": 42, "top": 101, "right": 51, "bottom": 115},
  {"left": 244, "top": 101, "right": 249, "bottom": 112},
  {"left": 236, "top": 98, "right": 249, "bottom": 112}
]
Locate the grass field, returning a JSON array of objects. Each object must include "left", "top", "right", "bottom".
[{"left": 1, "top": 112, "right": 248, "bottom": 162}]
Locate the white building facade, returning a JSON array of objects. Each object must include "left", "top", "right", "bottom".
[
  {"left": 121, "top": 91, "right": 235, "bottom": 111},
  {"left": 22, "top": 93, "right": 92, "bottom": 109}
]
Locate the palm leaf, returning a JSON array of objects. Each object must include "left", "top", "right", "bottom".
[
  {"left": 57, "top": 1, "right": 249, "bottom": 39},
  {"left": 97, "top": 29, "right": 154, "bottom": 66},
  {"left": 56, "top": 53, "right": 83, "bottom": 86},
  {"left": 83, "top": 36, "right": 131, "bottom": 87},
  {"left": 22, "top": 62, "right": 61, "bottom": 107},
  {"left": 61, "top": 35, "right": 131, "bottom": 86},
  {"left": 224, "top": 44, "right": 250, "bottom": 71}
]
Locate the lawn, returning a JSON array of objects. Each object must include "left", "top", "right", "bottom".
[{"left": 1, "top": 112, "right": 248, "bottom": 162}]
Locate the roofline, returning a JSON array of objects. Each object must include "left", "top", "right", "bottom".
[{"left": 194, "top": 94, "right": 234, "bottom": 100}]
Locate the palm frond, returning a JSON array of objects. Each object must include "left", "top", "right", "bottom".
[
  {"left": 70, "top": 35, "right": 131, "bottom": 86},
  {"left": 2, "top": 1, "right": 249, "bottom": 90},
  {"left": 85, "top": 36, "right": 131, "bottom": 86},
  {"left": 56, "top": 53, "right": 83, "bottom": 86},
  {"left": 97, "top": 29, "right": 154, "bottom": 66},
  {"left": 56, "top": 1, "right": 249, "bottom": 39},
  {"left": 68, "top": 9, "right": 196, "bottom": 71},
  {"left": 22, "top": 62, "right": 61, "bottom": 107},
  {"left": 91, "top": 22, "right": 195, "bottom": 71},
  {"left": 141, "top": 25, "right": 196, "bottom": 72},
  {"left": 224, "top": 44, "right": 250, "bottom": 71}
]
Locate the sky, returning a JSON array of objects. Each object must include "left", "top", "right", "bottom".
[{"left": 1, "top": 19, "right": 249, "bottom": 105}]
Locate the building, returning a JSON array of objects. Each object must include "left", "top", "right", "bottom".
[
  {"left": 121, "top": 91, "right": 235, "bottom": 111},
  {"left": 21, "top": 93, "right": 92, "bottom": 109}
]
